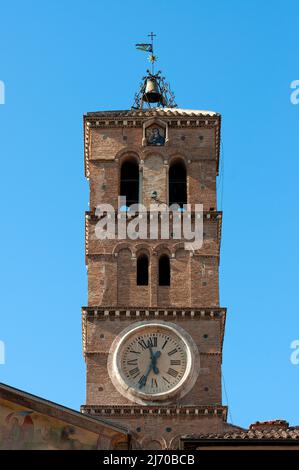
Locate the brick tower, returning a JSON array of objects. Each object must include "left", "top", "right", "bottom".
[{"left": 81, "top": 67, "right": 235, "bottom": 449}]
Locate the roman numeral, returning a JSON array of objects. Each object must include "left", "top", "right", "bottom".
[
  {"left": 162, "top": 339, "right": 168, "bottom": 350},
  {"left": 147, "top": 336, "right": 158, "bottom": 348},
  {"left": 129, "top": 350, "right": 141, "bottom": 355},
  {"left": 151, "top": 378, "right": 158, "bottom": 388},
  {"left": 168, "top": 348, "right": 178, "bottom": 356},
  {"left": 167, "top": 368, "right": 179, "bottom": 378},
  {"left": 129, "top": 367, "right": 140, "bottom": 378},
  {"left": 127, "top": 359, "right": 138, "bottom": 366},
  {"left": 170, "top": 360, "right": 181, "bottom": 366},
  {"left": 137, "top": 337, "right": 158, "bottom": 349},
  {"left": 138, "top": 339, "right": 148, "bottom": 350},
  {"left": 138, "top": 375, "right": 146, "bottom": 385},
  {"left": 162, "top": 376, "right": 170, "bottom": 384}
]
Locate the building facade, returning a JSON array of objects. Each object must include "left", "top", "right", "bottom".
[{"left": 80, "top": 92, "right": 243, "bottom": 448}]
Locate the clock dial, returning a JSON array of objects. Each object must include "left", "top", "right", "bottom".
[
  {"left": 121, "top": 331, "right": 187, "bottom": 395},
  {"left": 109, "top": 322, "right": 197, "bottom": 402}
]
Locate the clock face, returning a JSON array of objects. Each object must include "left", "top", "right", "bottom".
[{"left": 109, "top": 322, "right": 197, "bottom": 402}]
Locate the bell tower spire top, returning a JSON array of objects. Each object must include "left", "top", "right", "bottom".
[
  {"left": 134, "top": 33, "right": 177, "bottom": 109},
  {"left": 147, "top": 31, "right": 157, "bottom": 74}
]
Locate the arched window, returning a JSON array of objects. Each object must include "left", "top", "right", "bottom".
[
  {"left": 169, "top": 160, "right": 187, "bottom": 208},
  {"left": 120, "top": 159, "right": 139, "bottom": 207},
  {"left": 159, "top": 255, "right": 170, "bottom": 286},
  {"left": 137, "top": 254, "right": 149, "bottom": 286}
]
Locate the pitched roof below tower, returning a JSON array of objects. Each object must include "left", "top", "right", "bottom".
[{"left": 0, "top": 382, "right": 130, "bottom": 450}]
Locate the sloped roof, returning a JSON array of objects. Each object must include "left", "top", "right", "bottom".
[
  {"left": 182, "top": 421, "right": 299, "bottom": 441},
  {"left": 184, "top": 428, "right": 299, "bottom": 440},
  {"left": 85, "top": 107, "right": 219, "bottom": 118},
  {"left": 0, "top": 382, "right": 129, "bottom": 437}
]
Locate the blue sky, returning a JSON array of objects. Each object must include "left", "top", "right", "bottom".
[{"left": 0, "top": 0, "right": 299, "bottom": 429}]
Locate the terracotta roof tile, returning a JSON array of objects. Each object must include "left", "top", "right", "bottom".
[
  {"left": 182, "top": 423, "right": 299, "bottom": 441},
  {"left": 250, "top": 419, "right": 289, "bottom": 430},
  {"left": 85, "top": 108, "right": 219, "bottom": 118}
]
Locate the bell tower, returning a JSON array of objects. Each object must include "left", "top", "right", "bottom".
[{"left": 81, "top": 43, "right": 234, "bottom": 449}]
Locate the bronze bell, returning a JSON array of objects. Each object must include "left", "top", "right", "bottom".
[{"left": 143, "top": 77, "right": 162, "bottom": 103}]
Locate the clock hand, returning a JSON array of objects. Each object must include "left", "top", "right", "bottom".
[
  {"left": 138, "top": 361, "right": 153, "bottom": 389},
  {"left": 139, "top": 349, "right": 162, "bottom": 388},
  {"left": 149, "top": 345, "right": 155, "bottom": 360},
  {"left": 151, "top": 350, "right": 161, "bottom": 375},
  {"left": 149, "top": 346, "right": 161, "bottom": 374}
]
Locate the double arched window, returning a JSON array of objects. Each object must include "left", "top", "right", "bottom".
[
  {"left": 120, "top": 159, "right": 139, "bottom": 207},
  {"left": 169, "top": 159, "right": 187, "bottom": 208},
  {"left": 120, "top": 157, "right": 187, "bottom": 208},
  {"left": 136, "top": 253, "right": 171, "bottom": 286}
]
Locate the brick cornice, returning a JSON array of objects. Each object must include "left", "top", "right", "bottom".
[
  {"left": 86, "top": 209, "right": 222, "bottom": 221},
  {"left": 82, "top": 306, "right": 226, "bottom": 317},
  {"left": 81, "top": 404, "right": 227, "bottom": 421}
]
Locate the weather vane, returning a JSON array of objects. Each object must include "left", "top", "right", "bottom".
[
  {"left": 133, "top": 33, "right": 177, "bottom": 109},
  {"left": 136, "top": 32, "right": 157, "bottom": 74}
]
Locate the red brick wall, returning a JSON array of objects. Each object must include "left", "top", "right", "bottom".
[
  {"left": 83, "top": 113, "right": 225, "bottom": 448},
  {"left": 88, "top": 127, "right": 217, "bottom": 211}
]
